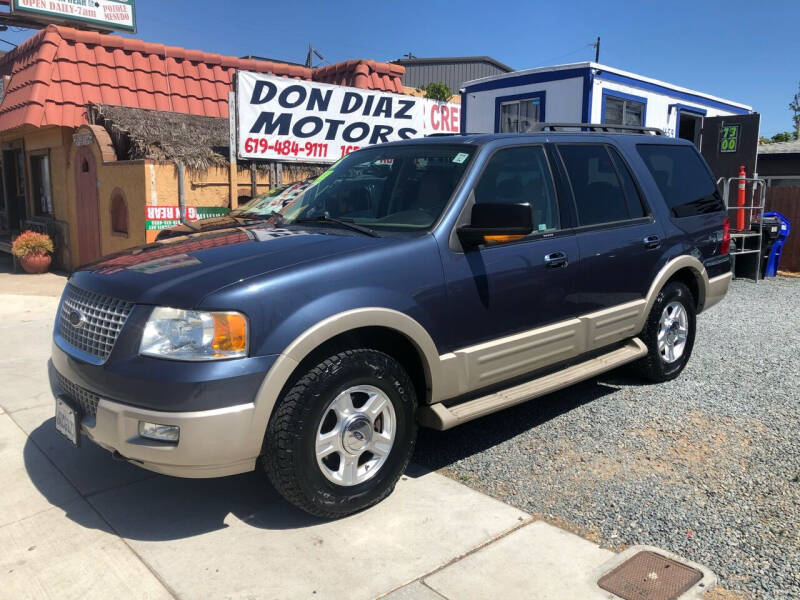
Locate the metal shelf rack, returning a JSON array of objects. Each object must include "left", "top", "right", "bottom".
[{"left": 719, "top": 176, "right": 767, "bottom": 281}]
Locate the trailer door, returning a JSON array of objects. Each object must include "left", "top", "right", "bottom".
[{"left": 700, "top": 113, "right": 760, "bottom": 181}]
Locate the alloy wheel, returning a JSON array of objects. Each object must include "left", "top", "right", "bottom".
[
  {"left": 658, "top": 301, "right": 689, "bottom": 364},
  {"left": 315, "top": 385, "right": 396, "bottom": 486}
]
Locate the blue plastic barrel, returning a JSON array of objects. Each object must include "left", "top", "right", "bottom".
[{"left": 763, "top": 211, "right": 791, "bottom": 277}]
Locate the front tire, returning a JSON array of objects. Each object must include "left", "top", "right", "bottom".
[
  {"left": 262, "top": 349, "right": 418, "bottom": 518},
  {"left": 635, "top": 281, "right": 696, "bottom": 382}
]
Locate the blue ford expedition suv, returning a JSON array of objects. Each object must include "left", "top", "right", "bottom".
[{"left": 51, "top": 128, "right": 731, "bottom": 517}]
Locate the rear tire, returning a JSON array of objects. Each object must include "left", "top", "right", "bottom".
[
  {"left": 262, "top": 349, "right": 417, "bottom": 519},
  {"left": 635, "top": 281, "right": 696, "bottom": 382}
]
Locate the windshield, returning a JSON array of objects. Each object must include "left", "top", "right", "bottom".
[
  {"left": 237, "top": 144, "right": 475, "bottom": 232},
  {"left": 231, "top": 179, "right": 315, "bottom": 217}
]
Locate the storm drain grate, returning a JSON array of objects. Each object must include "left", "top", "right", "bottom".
[{"left": 597, "top": 550, "right": 703, "bottom": 600}]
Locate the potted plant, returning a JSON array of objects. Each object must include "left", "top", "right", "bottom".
[{"left": 11, "top": 230, "right": 54, "bottom": 274}]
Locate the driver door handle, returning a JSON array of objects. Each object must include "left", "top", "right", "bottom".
[
  {"left": 643, "top": 235, "right": 661, "bottom": 250},
  {"left": 544, "top": 251, "right": 568, "bottom": 268}
]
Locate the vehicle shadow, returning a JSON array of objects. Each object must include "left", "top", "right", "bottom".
[
  {"left": 24, "top": 373, "right": 632, "bottom": 540},
  {"left": 412, "top": 376, "right": 625, "bottom": 473},
  {"left": 24, "top": 418, "right": 323, "bottom": 541}
]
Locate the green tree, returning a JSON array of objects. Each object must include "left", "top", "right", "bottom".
[
  {"left": 771, "top": 131, "right": 797, "bottom": 143},
  {"left": 418, "top": 82, "right": 453, "bottom": 102},
  {"left": 791, "top": 81, "right": 800, "bottom": 136}
]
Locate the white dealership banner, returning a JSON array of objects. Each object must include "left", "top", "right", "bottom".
[{"left": 236, "top": 71, "right": 461, "bottom": 163}]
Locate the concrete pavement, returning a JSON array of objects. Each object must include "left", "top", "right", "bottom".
[{"left": 0, "top": 267, "right": 716, "bottom": 600}]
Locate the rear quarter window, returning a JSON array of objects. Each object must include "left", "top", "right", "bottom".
[{"left": 636, "top": 144, "right": 723, "bottom": 217}]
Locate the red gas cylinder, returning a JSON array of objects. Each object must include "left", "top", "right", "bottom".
[{"left": 736, "top": 165, "right": 746, "bottom": 231}]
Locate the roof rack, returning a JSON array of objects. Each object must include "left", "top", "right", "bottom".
[{"left": 531, "top": 122, "right": 664, "bottom": 135}]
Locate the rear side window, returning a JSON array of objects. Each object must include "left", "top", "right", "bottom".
[
  {"left": 608, "top": 147, "right": 647, "bottom": 218},
  {"left": 637, "top": 144, "right": 723, "bottom": 217},
  {"left": 474, "top": 146, "right": 560, "bottom": 232},
  {"left": 557, "top": 145, "right": 629, "bottom": 226}
]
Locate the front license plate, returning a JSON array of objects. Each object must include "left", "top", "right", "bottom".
[{"left": 55, "top": 397, "right": 80, "bottom": 447}]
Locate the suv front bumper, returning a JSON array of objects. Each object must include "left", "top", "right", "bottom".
[
  {"left": 49, "top": 343, "right": 278, "bottom": 478},
  {"left": 83, "top": 396, "right": 259, "bottom": 478}
]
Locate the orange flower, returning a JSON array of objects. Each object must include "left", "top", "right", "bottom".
[{"left": 11, "top": 230, "right": 54, "bottom": 258}]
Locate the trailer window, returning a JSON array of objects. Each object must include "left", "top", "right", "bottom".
[
  {"left": 499, "top": 98, "right": 542, "bottom": 133},
  {"left": 604, "top": 95, "right": 644, "bottom": 127},
  {"left": 637, "top": 144, "right": 724, "bottom": 217}
]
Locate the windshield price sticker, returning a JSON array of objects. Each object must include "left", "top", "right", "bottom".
[
  {"left": 237, "top": 72, "right": 461, "bottom": 163},
  {"left": 452, "top": 152, "right": 469, "bottom": 164}
]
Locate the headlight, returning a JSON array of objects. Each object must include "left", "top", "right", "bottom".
[{"left": 140, "top": 307, "right": 248, "bottom": 361}]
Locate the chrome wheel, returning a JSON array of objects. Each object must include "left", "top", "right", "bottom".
[
  {"left": 315, "top": 385, "right": 396, "bottom": 486},
  {"left": 658, "top": 301, "right": 689, "bottom": 364}
]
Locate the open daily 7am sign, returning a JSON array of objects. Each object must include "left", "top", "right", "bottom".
[
  {"left": 12, "top": 0, "right": 136, "bottom": 32},
  {"left": 236, "top": 71, "right": 461, "bottom": 163}
]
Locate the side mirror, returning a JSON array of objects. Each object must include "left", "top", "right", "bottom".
[{"left": 457, "top": 203, "right": 533, "bottom": 247}]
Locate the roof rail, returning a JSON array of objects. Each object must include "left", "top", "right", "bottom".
[
  {"left": 531, "top": 122, "right": 665, "bottom": 135},
  {"left": 425, "top": 132, "right": 484, "bottom": 137}
]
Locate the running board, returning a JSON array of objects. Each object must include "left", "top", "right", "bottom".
[{"left": 418, "top": 338, "right": 648, "bottom": 430}]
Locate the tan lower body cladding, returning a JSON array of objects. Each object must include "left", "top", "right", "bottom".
[
  {"left": 439, "top": 299, "right": 647, "bottom": 396},
  {"left": 419, "top": 338, "right": 648, "bottom": 429},
  {"left": 432, "top": 258, "right": 729, "bottom": 403}
]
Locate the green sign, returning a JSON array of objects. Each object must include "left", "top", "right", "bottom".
[
  {"left": 146, "top": 220, "right": 180, "bottom": 231},
  {"left": 720, "top": 124, "right": 740, "bottom": 153},
  {"left": 12, "top": 0, "right": 136, "bottom": 33},
  {"left": 145, "top": 206, "right": 230, "bottom": 231}
]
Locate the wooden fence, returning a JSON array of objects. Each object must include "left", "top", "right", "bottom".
[{"left": 765, "top": 186, "right": 800, "bottom": 272}]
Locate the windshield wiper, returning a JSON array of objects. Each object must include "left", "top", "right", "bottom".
[
  {"left": 234, "top": 211, "right": 287, "bottom": 225},
  {"left": 294, "top": 215, "right": 380, "bottom": 237}
]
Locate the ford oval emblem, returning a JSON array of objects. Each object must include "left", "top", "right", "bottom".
[{"left": 68, "top": 309, "right": 86, "bottom": 329}]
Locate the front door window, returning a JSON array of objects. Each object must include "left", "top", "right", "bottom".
[{"left": 442, "top": 144, "right": 578, "bottom": 351}]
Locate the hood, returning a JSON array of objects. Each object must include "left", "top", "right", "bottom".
[
  {"left": 70, "top": 224, "right": 385, "bottom": 307},
  {"left": 153, "top": 214, "right": 263, "bottom": 239}
]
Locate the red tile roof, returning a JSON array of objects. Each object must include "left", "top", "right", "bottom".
[
  {"left": 0, "top": 26, "right": 406, "bottom": 133},
  {"left": 313, "top": 59, "right": 406, "bottom": 93}
]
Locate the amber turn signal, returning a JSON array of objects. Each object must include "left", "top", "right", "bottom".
[
  {"left": 483, "top": 234, "right": 526, "bottom": 244},
  {"left": 211, "top": 312, "right": 248, "bottom": 353}
]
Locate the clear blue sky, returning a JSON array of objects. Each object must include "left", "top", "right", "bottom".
[{"left": 2, "top": 0, "right": 798, "bottom": 136}]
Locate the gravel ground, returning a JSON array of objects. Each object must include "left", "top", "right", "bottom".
[{"left": 414, "top": 277, "right": 800, "bottom": 600}]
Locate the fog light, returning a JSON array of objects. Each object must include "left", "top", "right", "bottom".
[{"left": 138, "top": 421, "right": 180, "bottom": 442}]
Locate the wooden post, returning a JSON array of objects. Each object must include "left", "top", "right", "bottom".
[
  {"left": 250, "top": 163, "right": 257, "bottom": 198},
  {"left": 228, "top": 90, "right": 238, "bottom": 209},
  {"left": 276, "top": 163, "right": 283, "bottom": 186},
  {"left": 269, "top": 162, "right": 277, "bottom": 190}
]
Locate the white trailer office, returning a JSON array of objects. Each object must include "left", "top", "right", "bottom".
[{"left": 461, "top": 62, "right": 752, "bottom": 145}]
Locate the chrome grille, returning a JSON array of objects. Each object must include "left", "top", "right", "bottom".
[
  {"left": 53, "top": 370, "right": 101, "bottom": 417},
  {"left": 58, "top": 285, "right": 133, "bottom": 361}
]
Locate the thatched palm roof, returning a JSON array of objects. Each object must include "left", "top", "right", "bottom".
[{"left": 90, "top": 104, "right": 230, "bottom": 169}]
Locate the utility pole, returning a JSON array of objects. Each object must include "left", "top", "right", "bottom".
[
  {"left": 305, "top": 43, "right": 325, "bottom": 69},
  {"left": 592, "top": 36, "right": 600, "bottom": 63}
]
